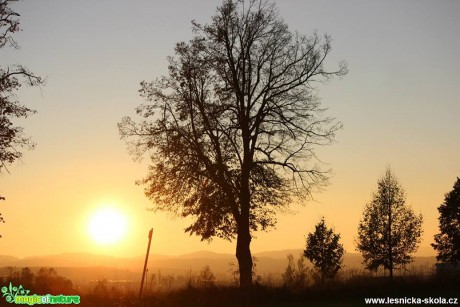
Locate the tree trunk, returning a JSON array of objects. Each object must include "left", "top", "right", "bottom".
[
  {"left": 236, "top": 224, "right": 253, "bottom": 287},
  {"left": 388, "top": 188, "right": 393, "bottom": 279},
  {"left": 389, "top": 260, "right": 393, "bottom": 279},
  {"left": 388, "top": 217, "right": 393, "bottom": 279},
  {"left": 236, "top": 99, "right": 254, "bottom": 287},
  {"left": 236, "top": 172, "right": 253, "bottom": 287}
]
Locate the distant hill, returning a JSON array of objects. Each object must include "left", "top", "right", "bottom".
[
  {"left": 0, "top": 250, "right": 436, "bottom": 284},
  {"left": 0, "top": 255, "right": 19, "bottom": 264},
  {"left": 0, "top": 252, "right": 145, "bottom": 270},
  {"left": 178, "top": 251, "right": 234, "bottom": 260}
]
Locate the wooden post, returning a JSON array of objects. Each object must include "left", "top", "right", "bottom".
[{"left": 139, "top": 228, "right": 153, "bottom": 299}]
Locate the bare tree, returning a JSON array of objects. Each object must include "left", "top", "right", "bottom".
[
  {"left": 356, "top": 168, "right": 423, "bottom": 278},
  {"left": 119, "top": 0, "right": 346, "bottom": 286},
  {"left": 0, "top": 0, "right": 44, "bottom": 235}
]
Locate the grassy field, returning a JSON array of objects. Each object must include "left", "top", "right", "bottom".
[
  {"left": 76, "top": 273, "right": 459, "bottom": 307},
  {"left": 2, "top": 264, "right": 458, "bottom": 306}
]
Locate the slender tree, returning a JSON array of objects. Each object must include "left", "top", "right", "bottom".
[
  {"left": 0, "top": 0, "right": 44, "bottom": 236},
  {"left": 282, "top": 254, "right": 308, "bottom": 291},
  {"left": 199, "top": 265, "right": 216, "bottom": 287},
  {"left": 304, "top": 217, "right": 344, "bottom": 285},
  {"left": 356, "top": 168, "right": 423, "bottom": 278},
  {"left": 119, "top": 0, "right": 346, "bottom": 286},
  {"left": 432, "top": 178, "right": 460, "bottom": 265}
]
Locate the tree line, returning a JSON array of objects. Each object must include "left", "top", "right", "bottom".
[
  {"left": 297, "top": 170, "right": 459, "bottom": 285},
  {"left": 1, "top": 267, "right": 74, "bottom": 295}
]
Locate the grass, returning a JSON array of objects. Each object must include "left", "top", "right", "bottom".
[
  {"left": 3, "top": 266, "right": 458, "bottom": 306},
  {"left": 75, "top": 272, "right": 459, "bottom": 307}
]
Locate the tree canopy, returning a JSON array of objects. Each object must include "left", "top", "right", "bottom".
[
  {"left": 1, "top": 0, "right": 43, "bottom": 175},
  {"left": 304, "top": 217, "right": 344, "bottom": 284},
  {"left": 119, "top": 0, "right": 346, "bottom": 286},
  {"left": 432, "top": 177, "right": 460, "bottom": 265},
  {"left": 0, "top": 0, "right": 44, "bottom": 236},
  {"left": 356, "top": 168, "right": 423, "bottom": 278}
]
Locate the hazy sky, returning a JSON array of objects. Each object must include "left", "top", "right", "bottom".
[{"left": 1, "top": 0, "right": 459, "bottom": 258}]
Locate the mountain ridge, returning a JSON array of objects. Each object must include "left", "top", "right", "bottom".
[{"left": 0, "top": 249, "right": 435, "bottom": 272}]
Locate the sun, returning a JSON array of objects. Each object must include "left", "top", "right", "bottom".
[{"left": 87, "top": 207, "right": 127, "bottom": 245}]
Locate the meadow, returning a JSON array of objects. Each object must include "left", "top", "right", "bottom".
[
  {"left": 75, "top": 268, "right": 460, "bottom": 306},
  {"left": 2, "top": 258, "right": 458, "bottom": 307}
]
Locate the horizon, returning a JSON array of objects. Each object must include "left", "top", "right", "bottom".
[
  {"left": 1, "top": 246, "right": 438, "bottom": 261},
  {"left": 1, "top": 248, "right": 437, "bottom": 274},
  {"left": 1, "top": 0, "right": 458, "bottom": 262}
]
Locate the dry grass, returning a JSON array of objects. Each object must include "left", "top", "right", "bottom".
[
  {"left": 2, "top": 265, "right": 458, "bottom": 306},
  {"left": 75, "top": 268, "right": 458, "bottom": 307}
]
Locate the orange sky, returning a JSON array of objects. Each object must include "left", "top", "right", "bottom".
[{"left": 1, "top": 0, "right": 459, "bottom": 259}]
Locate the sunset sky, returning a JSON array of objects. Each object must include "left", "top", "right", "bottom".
[{"left": 1, "top": 0, "right": 459, "bottom": 259}]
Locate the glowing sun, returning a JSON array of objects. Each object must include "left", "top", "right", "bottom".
[{"left": 87, "top": 207, "right": 127, "bottom": 244}]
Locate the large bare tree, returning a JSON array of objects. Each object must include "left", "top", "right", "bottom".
[
  {"left": 119, "top": 0, "right": 346, "bottom": 286},
  {"left": 0, "top": 0, "right": 44, "bottom": 234}
]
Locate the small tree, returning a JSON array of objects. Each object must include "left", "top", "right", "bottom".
[
  {"left": 356, "top": 168, "right": 423, "bottom": 278},
  {"left": 282, "top": 254, "right": 309, "bottom": 291},
  {"left": 432, "top": 178, "right": 460, "bottom": 265},
  {"left": 20, "top": 267, "right": 34, "bottom": 289},
  {"left": 199, "top": 265, "right": 216, "bottom": 287},
  {"left": 304, "top": 217, "right": 344, "bottom": 285}
]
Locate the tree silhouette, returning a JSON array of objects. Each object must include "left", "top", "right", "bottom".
[
  {"left": 282, "top": 254, "right": 309, "bottom": 291},
  {"left": 0, "top": 0, "right": 44, "bottom": 236},
  {"left": 432, "top": 177, "right": 460, "bottom": 265},
  {"left": 356, "top": 168, "right": 423, "bottom": 278},
  {"left": 304, "top": 217, "right": 344, "bottom": 285},
  {"left": 20, "top": 267, "right": 34, "bottom": 289},
  {"left": 35, "top": 268, "right": 73, "bottom": 295},
  {"left": 199, "top": 265, "right": 216, "bottom": 287},
  {"left": 119, "top": 0, "right": 346, "bottom": 286}
]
